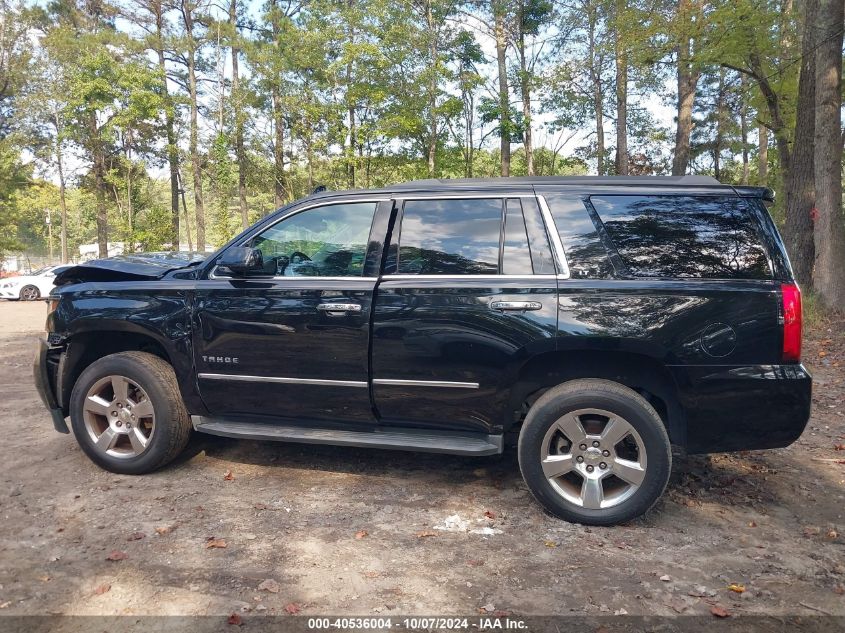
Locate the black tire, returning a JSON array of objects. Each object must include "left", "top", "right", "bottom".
[
  {"left": 20, "top": 285, "right": 40, "bottom": 301},
  {"left": 518, "top": 378, "right": 671, "bottom": 526},
  {"left": 69, "top": 351, "right": 192, "bottom": 474}
]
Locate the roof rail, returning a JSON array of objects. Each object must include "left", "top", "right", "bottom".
[{"left": 391, "top": 175, "right": 722, "bottom": 188}]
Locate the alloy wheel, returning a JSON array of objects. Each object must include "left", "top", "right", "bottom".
[
  {"left": 82, "top": 375, "right": 156, "bottom": 458},
  {"left": 540, "top": 408, "right": 647, "bottom": 510}
]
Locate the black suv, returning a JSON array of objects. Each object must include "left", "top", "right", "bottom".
[{"left": 34, "top": 176, "right": 811, "bottom": 525}]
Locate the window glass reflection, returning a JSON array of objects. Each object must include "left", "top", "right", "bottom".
[
  {"left": 250, "top": 202, "right": 377, "bottom": 277},
  {"left": 591, "top": 195, "right": 772, "bottom": 279},
  {"left": 398, "top": 199, "right": 502, "bottom": 274}
]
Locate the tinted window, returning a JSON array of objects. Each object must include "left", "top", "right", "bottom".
[
  {"left": 398, "top": 199, "right": 502, "bottom": 274},
  {"left": 591, "top": 195, "right": 772, "bottom": 279},
  {"left": 543, "top": 193, "right": 613, "bottom": 278},
  {"left": 248, "top": 202, "right": 377, "bottom": 277},
  {"left": 521, "top": 197, "right": 557, "bottom": 274},
  {"left": 503, "top": 199, "right": 533, "bottom": 275}
]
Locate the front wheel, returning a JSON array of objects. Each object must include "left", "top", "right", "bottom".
[
  {"left": 20, "top": 285, "right": 40, "bottom": 301},
  {"left": 518, "top": 379, "right": 671, "bottom": 526},
  {"left": 69, "top": 351, "right": 192, "bottom": 474}
]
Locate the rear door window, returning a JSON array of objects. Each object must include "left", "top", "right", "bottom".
[
  {"left": 590, "top": 195, "right": 772, "bottom": 279},
  {"left": 397, "top": 199, "right": 502, "bottom": 274}
]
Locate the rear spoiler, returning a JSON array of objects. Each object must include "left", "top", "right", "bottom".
[{"left": 733, "top": 186, "right": 775, "bottom": 203}]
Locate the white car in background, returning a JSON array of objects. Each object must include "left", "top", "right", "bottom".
[{"left": 0, "top": 265, "right": 70, "bottom": 301}]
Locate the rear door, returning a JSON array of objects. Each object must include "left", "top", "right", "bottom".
[
  {"left": 370, "top": 193, "right": 561, "bottom": 435},
  {"left": 193, "top": 197, "right": 388, "bottom": 423}
]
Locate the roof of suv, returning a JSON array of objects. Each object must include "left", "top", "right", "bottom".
[{"left": 302, "top": 175, "right": 771, "bottom": 203}]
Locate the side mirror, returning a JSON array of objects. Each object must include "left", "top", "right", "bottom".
[{"left": 217, "top": 247, "right": 264, "bottom": 276}]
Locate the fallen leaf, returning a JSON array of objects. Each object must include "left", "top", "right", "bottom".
[
  {"left": 362, "top": 571, "right": 380, "bottom": 578},
  {"left": 833, "top": 585, "right": 845, "bottom": 595},
  {"left": 284, "top": 602, "right": 301, "bottom": 614},
  {"left": 727, "top": 583, "right": 746, "bottom": 594},
  {"left": 484, "top": 510, "right": 496, "bottom": 520},
  {"left": 660, "top": 574, "right": 672, "bottom": 582},
  {"left": 254, "top": 503, "right": 268, "bottom": 510},
  {"left": 416, "top": 530, "right": 437, "bottom": 538},
  {"left": 155, "top": 525, "right": 176, "bottom": 536},
  {"left": 803, "top": 526, "right": 821, "bottom": 537},
  {"left": 0, "top": 602, "right": 11, "bottom": 609},
  {"left": 710, "top": 605, "right": 730, "bottom": 618},
  {"left": 479, "top": 603, "right": 495, "bottom": 613},
  {"left": 205, "top": 538, "right": 227, "bottom": 549},
  {"left": 126, "top": 532, "right": 145, "bottom": 541},
  {"left": 466, "top": 559, "right": 484, "bottom": 567},
  {"left": 748, "top": 521, "right": 757, "bottom": 528},
  {"left": 827, "top": 529, "right": 839, "bottom": 539},
  {"left": 39, "top": 575, "right": 51, "bottom": 582},
  {"left": 223, "top": 470, "right": 234, "bottom": 481},
  {"left": 258, "top": 579, "right": 280, "bottom": 593},
  {"left": 106, "top": 551, "right": 128, "bottom": 561},
  {"left": 227, "top": 613, "right": 243, "bottom": 626},
  {"left": 355, "top": 530, "right": 368, "bottom": 539},
  {"left": 93, "top": 584, "right": 111, "bottom": 595},
  {"left": 835, "top": 444, "right": 845, "bottom": 451},
  {"left": 544, "top": 541, "right": 557, "bottom": 548},
  {"left": 819, "top": 350, "right": 829, "bottom": 358}
]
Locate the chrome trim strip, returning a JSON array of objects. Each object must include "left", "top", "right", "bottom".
[
  {"left": 209, "top": 271, "right": 379, "bottom": 281},
  {"left": 198, "top": 373, "right": 368, "bottom": 388},
  {"left": 536, "top": 195, "right": 571, "bottom": 279},
  {"left": 380, "top": 274, "right": 557, "bottom": 281},
  {"left": 373, "top": 379, "right": 480, "bottom": 389}
]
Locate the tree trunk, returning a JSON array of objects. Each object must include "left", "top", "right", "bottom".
[
  {"left": 425, "top": 0, "right": 437, "bottom": 176},
  {"left": 783, "top": 0, "right": 818, "bottom": 288},
  {"left": 614, "top": 0, "right": 628, "bottom": 175},
  {"left": 812, "top": 0, "right": 845, "bottom": 307},
  {"left": 713, "top": 68, "right": 725, "bottom": 182},
  {"left": 518, "top": 3, "right": 533, "bottom": 176},
  {"left": 346, "top": 0, "right": 356, "bottom": 187},
  {"left": 270, "top": 0, "right": 286, "bottom": 206},
  {"left": 183, "top": 2, "right": 205, "bottom": 251},
  {"left": 230, "top": 0, "right": 248, "bottom": 229},
  {"left": 494, "top": 4, "right": 510, "bottom": 176},
  {"left": 54, "top": 123, "right": 68, "bottom": 263},
  {"left": 149, "top": 0, "right": 180, "bottom": 251},
  {"left": 740, "top": 75, "right": 749, "bottom": 184},
  {"left": 758, "top": 124, "right": 768, "bottom": 184},
  {"left": 587, "top": 6, "right": 604, "bottom": 175},
  {"left": 671, "top": 0, "right": 698, "bottom": 176}
]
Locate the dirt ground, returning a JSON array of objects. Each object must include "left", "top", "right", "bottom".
[{"left": 0, "top": 299, "right": 843, "bottom": 619}]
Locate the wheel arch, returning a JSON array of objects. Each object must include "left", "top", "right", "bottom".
[
  {"left": 508, "top": 350, "right": 686, "bottom": 447},
  {"left": 59, "top": 322, "right": 187, "bottom": 415}
]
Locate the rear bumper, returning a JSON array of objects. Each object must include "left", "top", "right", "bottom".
[
  {"left": 33, "top": 337, "right": 69, "bottom": 434},
  {"left": 670, "top": 363, "right": 812, "bottom": 454}
]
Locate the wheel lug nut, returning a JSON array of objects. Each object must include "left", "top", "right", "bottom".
[
  {"left": 592, "top": 440, "right": 600, "bottom": 448},
  {"left": 117, "top": 403, "right": 123, "bottom": 408},
  {"left": 579, "top": 444, "right": 587, "bottom": 451},
  {"left": 116, "top": 421, "right": 122, "bottom": 427},
  {"left": 586, "top": 465, "right": 594, "bottom": 473},
  {"left": 111, "top": 411, "right": 117, "bottom": 417},
  {"left": 602, "top": 450, "right": 610, "bottom": 457},
  {"left": 576, "top": 455, "right": 584, "bottom": 463},
  {"left": 599, "top": 462, "right": 607, "bottom": 469}
]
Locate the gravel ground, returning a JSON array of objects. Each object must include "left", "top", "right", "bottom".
[{"left": 0, "top": 299, "right": 843, "bottom": 618}]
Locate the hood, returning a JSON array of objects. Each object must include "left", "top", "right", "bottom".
[{"left": 54, "top": 255, "right": 204, "bottom": 285}]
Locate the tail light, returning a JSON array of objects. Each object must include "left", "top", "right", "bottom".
[{"left": 781, "top": 283, "right": 802, "bottom": 362}]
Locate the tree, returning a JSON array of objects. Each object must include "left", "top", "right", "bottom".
[
  {"left": 812, "top": 0, "right": 845, "bottom": 306},
  {"left": 613, "top": 0, "right": 628, "bottom": 175},
  {"left": 671, "top": 0, "right": 702, "bottom": 175}
]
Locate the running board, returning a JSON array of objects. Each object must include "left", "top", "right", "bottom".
[{"left": 191, "top": 416, "right": 503, "bottom": 456}]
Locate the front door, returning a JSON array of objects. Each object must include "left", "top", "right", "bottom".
[{"left": 193, "top": 198, "right": 385, "bottom": 423}]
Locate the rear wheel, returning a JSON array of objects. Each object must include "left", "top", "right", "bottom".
[
  {"left": 518, "top": 379, "right": 671, "bottom": 525},
  {"left": 20, "top": 285, "right": 40, "bottom": 301},
  {"left": 69, "top": 351, "right": 191, "bottom": 474}
]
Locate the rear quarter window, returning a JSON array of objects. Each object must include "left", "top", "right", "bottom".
[{"left": 590, "top": 195, "right": 772, "bottom": 279}]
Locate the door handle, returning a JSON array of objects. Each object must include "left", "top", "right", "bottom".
[
  {"left": 317, "top": 303, "right": 362, "bottom": 315},
  {"left": 490, "top": 300, "right": 542, "bottom": 312}
]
